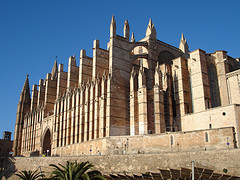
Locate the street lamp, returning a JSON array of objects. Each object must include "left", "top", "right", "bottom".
[{"left": 192, "top": 160, "right": 195, "bottom": 180}]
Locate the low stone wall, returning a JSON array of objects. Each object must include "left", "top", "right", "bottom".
[
  {"left": 51, "top": 127, "right": 236, "bottom": 156},
  {"left": 3, "top": 148, "right": 240, "bottom": 179}
]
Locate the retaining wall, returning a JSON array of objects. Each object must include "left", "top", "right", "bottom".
[{"left": 3, "top": 148, "right": 240, "bottom": 179}]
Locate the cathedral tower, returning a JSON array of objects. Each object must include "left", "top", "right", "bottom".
[{"left": 13, "top": 75, "right": 31, "bottom": 156}]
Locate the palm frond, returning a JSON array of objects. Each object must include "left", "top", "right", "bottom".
[
  {"left": 15, "top": 169, "right": 44, "bottom": 180},
  {"left": 48, "top": 161, "right": 105, "bottom": 180}
]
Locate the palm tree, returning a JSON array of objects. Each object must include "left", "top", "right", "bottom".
[
  {"left": 15, "top": 170, "right": 44, "bottom": 180},
  {"left": 49, "top": 161, "right": 105, "bottom": 180}
]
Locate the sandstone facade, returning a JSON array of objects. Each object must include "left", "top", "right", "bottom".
[{"left": 13, "top": 16, "right": 240, "bottom": 157}]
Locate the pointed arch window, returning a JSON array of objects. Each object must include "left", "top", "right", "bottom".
[{"left": 208, "top": 64, "right": 221, "bottom": 108}]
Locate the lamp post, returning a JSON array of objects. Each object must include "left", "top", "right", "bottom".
[{"left": 192, "top": 160, "right": 195, "bottom": 180}]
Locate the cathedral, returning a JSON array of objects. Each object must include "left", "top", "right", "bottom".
[{"left": 13, "top": 16, "right": 240, "bottom": 157}]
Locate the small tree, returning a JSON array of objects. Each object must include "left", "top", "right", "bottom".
[
  {"left": 49, "top": 161, "right": 105, "bottom": 180},
  {"left": 15, "top": 170, "right": 44, "bottom": 180}
]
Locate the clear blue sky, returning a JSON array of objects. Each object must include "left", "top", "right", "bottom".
[{"left": 0, "top": 0, "right": 239, "bottom": 139}]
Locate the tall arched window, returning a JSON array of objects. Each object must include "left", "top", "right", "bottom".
[{"left": 208, "top": 64, "right": 221, "bottom": 108}]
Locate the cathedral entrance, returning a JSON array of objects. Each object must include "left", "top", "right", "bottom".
[{"left": 42, "top": 129, "right": 51, "bottom": 156}]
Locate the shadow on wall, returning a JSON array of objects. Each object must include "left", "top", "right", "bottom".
[
  {"left": 30, "top": 150, "right": 39, "bottom": 157},
  {"left": 0, "top": 157, "right": 16, "bottom": 179}
]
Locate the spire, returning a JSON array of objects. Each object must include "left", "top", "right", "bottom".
[
  {"left": 124, "top": 20, "right": 130, "bottom": 41},
  {"left": 22, "top": 75, "right": 30, "bottom": 93},
  {"left": 145, "top": 19, "right": 156, "bottom": 39},
  {"left": 20, "top": 75, "right": 31, "bottom": 103},
  {"left": 110, "top": 15, "right": 116, "bottom": 38},
  {"left": 14, "top": 74, "right": 31, "bottom": 156},
  {"left": 51, "top": 59, "right": 58, "bottom": 80},
  {"left": 179, "top": 33, "right": 189, "bottom": 54},
  {"left": 181, "top": 33, "right": 185, "bottom": 41},
  {"left": 131, "top": 32, "right": 135, "bottom": 42},
  {"left": 148, "top": 18, "right": 154, "bottom": 28}
]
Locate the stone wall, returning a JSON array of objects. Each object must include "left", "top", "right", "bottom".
[
  {"left": 3, "top": 148, "right": 240, "bottom": 179},
  {"left": 50, "top": 127, "right": 235, "bottom": 156},
  {"left": 181, "top": 104, "right": 240, "bottom": 147}
]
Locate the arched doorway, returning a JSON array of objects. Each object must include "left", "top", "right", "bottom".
[{"left": 42, "top": 129, "right": 51, "bottom": 156}]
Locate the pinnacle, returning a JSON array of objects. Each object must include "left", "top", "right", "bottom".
[
  {"left": 110, "top": 15, "right": 116, "bottom": 37},
  {"left": 51, "top": 60, "right": 58, "bottom": 80},
  {"left": 181, "top": 33, "right": 186, "bottom": 41},
  {"left": 20, "top": 74, "right": 31, "bottom": 103},
  {"left": 131, "top": 32, "right": 135, "bottom": 42},
  {"left": 123, "top": 19, "right": 130, "bottom": 41},
  {"left": 111, "top": 14, "right": 116, "bottom": 25},
  {"left": 124, "top": 20, "right": 129, "bottom": 28},
  {"left": 146, "top": 18, "right": 156, "bottom": 38},
  {"left": 22, "top": 74, "right": 30, "bottom": 93},
  {"left": 179, "top": 33, "right": 189, "bottom": 54},
  {"left": 148, "top": 18, "right": 154, "bottom": 28}
]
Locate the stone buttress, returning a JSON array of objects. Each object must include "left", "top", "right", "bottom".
[{"left": 14, "top": 16, "right": 240, "bottom": 157}]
